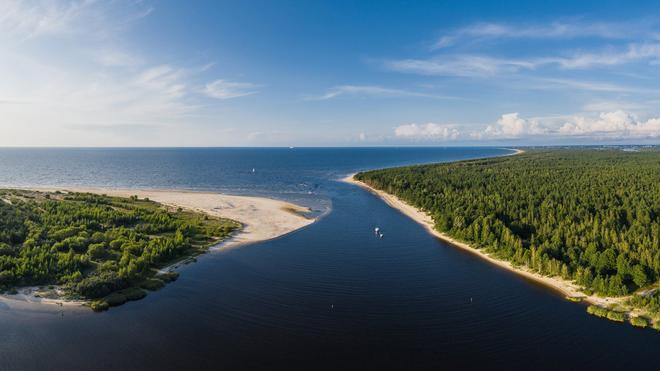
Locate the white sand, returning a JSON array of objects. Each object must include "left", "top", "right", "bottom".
[
  {"left": 343, "top": 149, "right": 627, "bottom": 308},
  {"left": 39, "top": 187, "right": 315, "bottom": 250},
  {"left": 0, "top": 187, "right": 315, "bottom": 309}
]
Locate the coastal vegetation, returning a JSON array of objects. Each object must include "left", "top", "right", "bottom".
[
  {"left": 586, "top": 305, "right": 625, "bottom": 322},
  {"left": 355, "top": 148, "right": 659, "bottom": 329},
  {"left": 0, "top": 189, "right": 239, "bottom": 310}
]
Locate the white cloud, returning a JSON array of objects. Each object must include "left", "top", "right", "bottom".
[
  {"left": 558, "top": 110, "right": 660, "bottom": 138},
  {"left": 432, "top": 20, "right": 654, "bottom": 49},
  {"left": 545, "top": 43, "right": 660, "bottom": 69},
  {"left": 476, "top": 111, "right": 660, "bottom": 140},
  {"left": 394, "top": 123, "right": 460, "bottom": 140},
  {"left": 392, "top": 111, "right": 660, "bottom": 142},
  {"left": 532, "top": 78, "right": 642, "bottom": 93},
  {"left": 386, "top": 43, "right": 660, "bottom": 78},
  {"left": 204, "top": 79, "right": 259, "bottom": 100},
  {"left": 581, "top": 101, "right": 646, "bottom": 112},
  {"left": 384, "top": 56, "right": 536, "bottom": 77},
  {"left": 478, "top": 113, "right": 548, "bottom": 139},
  {"left": 310, "top": 85, "right": 452, "bottom": 100},
  {"left": 0, "top": 0, "right": 153, "bottom": 42},
  {"left": 0, "top": 1, "right": 262, "bottom": 145},
  {"left": 94, "top": 49, "right": 143, "bottom": 67},
  {"left": 0, "top": 0, "right": 88, "bottom": 39}
]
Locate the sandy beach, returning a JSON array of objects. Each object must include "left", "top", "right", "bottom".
[
  {"left": 24, "top": 187, "right": 315, "bottom": 250},
  {"left": 343, "top": 151, "right": 626, "bottom": 308},
  {"left": 0, "top": 187, "right": 315, "bottom": 309}
]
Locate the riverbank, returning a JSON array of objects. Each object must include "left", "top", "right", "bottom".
[
  {"left": 28, "top": 187, "right": 315, "bottom": 250},
  {"left": 0, "top": 187, "right": 315, "bottom": 310},
  {"left": 343, "top": 174, "right": 621, "bottom": 306},
  {"left": 341, "top": 149, "right": 628, "bottom": 310}
]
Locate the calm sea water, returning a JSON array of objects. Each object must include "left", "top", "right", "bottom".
[{"left": 0, "top": 147, "right": 657, "bottom": 370}]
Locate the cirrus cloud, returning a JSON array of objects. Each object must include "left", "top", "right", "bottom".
[
  {"left": 308, "top": 85, "right": 454, "bottom": 100},
  {"left": 204, "top": 79, "right": 260, "bottom": 100}
]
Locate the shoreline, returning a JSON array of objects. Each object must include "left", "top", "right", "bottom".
[
  {"left": 20, "top": 186, "right": 315, "bottom": 250},
  {"left": 342, "top": 149, "right": 626, "bottom": 309},
  {"left": 0, "top": 186, "right": 316, "bottom": 310}
]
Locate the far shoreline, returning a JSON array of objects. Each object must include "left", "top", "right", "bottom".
[{"left": 341, "top": 148, "right": 627, "bottom": 310}]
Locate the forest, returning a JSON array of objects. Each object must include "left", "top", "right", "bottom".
[
  {"left": 0, "top": 190, "right": 239, "bottom": 310},
  {"left": 356, "top": 149, "right": 659, "bottom": 299}
]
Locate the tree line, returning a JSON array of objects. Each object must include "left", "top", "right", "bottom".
[{"left": 356, "top": 148, "right": 659, "bottom": 297}]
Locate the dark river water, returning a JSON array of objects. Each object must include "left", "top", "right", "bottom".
[{"left": 0, "top": 147, "right": 657, "bottom": 370}]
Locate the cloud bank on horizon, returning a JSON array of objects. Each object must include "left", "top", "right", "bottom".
[{"left": 0, "top": 0, "right": 659, "bottom": 146}]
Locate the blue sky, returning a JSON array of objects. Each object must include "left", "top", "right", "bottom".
[{"left": 1, "top": 0, "right": 659, "bottom": 146}]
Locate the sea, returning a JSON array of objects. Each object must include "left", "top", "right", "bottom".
[{"left": 0, "top": 147, "right": 657, "bottom": 370}]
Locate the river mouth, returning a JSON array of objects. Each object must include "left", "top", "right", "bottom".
[{"left": 0, "top": 147, "right": 657, "bottom": 370}]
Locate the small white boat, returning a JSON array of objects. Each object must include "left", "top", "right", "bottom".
[{"left": 252, "top": 168, "right": 256, "bottom": 173}]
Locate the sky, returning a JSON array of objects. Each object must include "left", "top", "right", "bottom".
[{"left": 1, "top": 0, "right": 660, "bottom": 146}]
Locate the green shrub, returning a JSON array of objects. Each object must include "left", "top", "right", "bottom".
[
  {"left": 120, "top": 287, "right": 147, "bottom": 301},
  {"left": 75, "top": 271, "right": 128, "bottom": 299},
  {"left": 652, "top": 321, "right": 660, "bottom": 331},
  {"left": 139, "top": 278, "right": 165, "bottom": 291},
  {"left": 103, "top": 292, "right": 127, "bottom": 307},
  {"left": 90, "top": 300, "right": 109, "bottom": 312},
  {"left": 586, "top": 305, "right": 626, "bottom": 322},
  {"left": 586, "top": 305, "right": 608, "bottom": 318},
  {"left": 630, "top": 316, "right": 649, "bottom": 328},
  {"left": 606, "top": 311, "right": 625, "bottom": 322},
  {"left": 157, "top": 271, "right": 179, "bottom": 283}
]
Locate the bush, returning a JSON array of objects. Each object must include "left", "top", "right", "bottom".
[
  {"left": 157, "top": 271, "right": 179, "bottom": 283},
  {"left": 630, "top": 316, "right": 649, "bottom": 328},
  {"left": 587, "top": 305, "right": 625, "bottom": 322},
  {"left": 586, "top": 305, "right": 608, "bottom": 318},
  {"left": 653, "top": 321, "right": 660, "bottom": 331},
  {"left": 103, "top": 292, "right": 127, "bottom": 307},
  {"left": 139, "top": 278, "right": 165, "bottom": 291},
  {"left": 606, "top": 311, "right": 625, "bottom": 322},
  {"left": 120, "top": 287, "right": 147, "bottom": 301},
  {"left": 90, "top": 300, "right": 109, "bottom": 312},
  {"left": 75, "top": 271, "right": 128, "bottom": 298}
]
